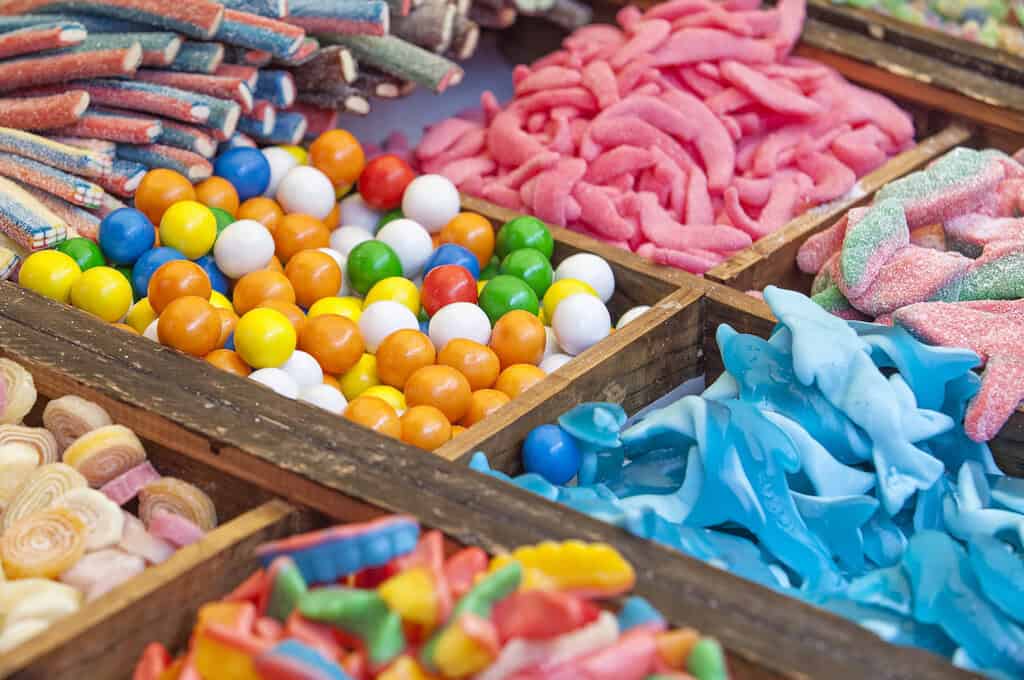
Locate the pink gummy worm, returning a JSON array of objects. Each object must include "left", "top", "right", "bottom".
[
  {"left": 487, "top": 110, "right": 545, "bottom": 168},
  {"left": 149, "top": 510, "right": 205, "bottom": 547},
  {"left": 422, "top": 129, "right": 485, "bottom": 170},
  {"left": 573, "top": 182, "right": 639, "bottom": 240},
  {"left": 720, "top": 60, "right": 823, "bottom": 117},
  {"left": 583, "top": 116, "right": 695, "bottom": 176},
  {"left": 651, "top": 29, "right": 776, "bottom": 66},
  {"left": 481, "top": 183, "right": 522, "bottom": 210},
  {"left": 773, "top": 0, "right": 805, "bottom": 58},
  {"left": 515, "top": 67, "right": 582, "bottom": 96},
  {"left": 436, "top": 156, "right": 496, "bottom": 188},
  {"left": 610, "top": 19, "right": 672, "bottom": 68},
  {"left": 544, "top": 116, "right": 575, "bottom": 155},
  {"left": 733, "top": 9, "right": 782, "bottom": 36},
  {"left": 831, "top": 125, "right": 889, "bottom": 176},
  {"left": 530, "top": 158, "right": 587, "bottom": 226},
  {"left": 686, "top": 165, "right": 714, "bottom": 225},
  {"left": 417, "top": 117, "right": 480, "bottom": 161},
  {"left": 650, "top": 146, "right": 687, "bottom": 216},
  {"left": 637, "top": 191, "right": 751, "bottom": 252},
  {"left": 101, "top": 460, "right": 161, "bottom": 505},
  {"left": 495, "top": 150, "right": 559, "bottom": 190},
  {"left": 671, "top": 5, "right": 755, "bottom": 36},
  {"left": 645, "top": 0, "right": 715, "bottom": 22},
  {"left": 797, "top": 152, "right": 856, "bottom": 203},
  {"left": 616, "top": 55, "right": 657, "bottom": 96},
  {"left": 581, "top": 60, "right": 620, "bottom": 110},
  {"left": 637, "top": 241, "right": 725, "bottom": 273},
  {"left": 584, "top": 146, "right": 655, "bottom": 184},
  {"left": 662, "top": 89, "right": 736, "bottom": 190},
  {"left": 676, "top": 66, "right": 725, "bottom": 98},
  {"left": 704, "top": 87, "right": 753, "bottom": 115}
]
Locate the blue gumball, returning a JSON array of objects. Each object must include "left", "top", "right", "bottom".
[
  {"left": 422, "top": 244, "right": 481, "bottom": 279},
  {"left": 522, "top": 424, "right": 582, "bottom": 485},
  {"left": 131, "top": 247, "right": 186, "bottom": 299},
  {"left": 194, "top": 254, "right": 230, "bottom": 295},
  {"left": 223, "top": 331, "right": 235, "bottom": 351},
  {"left": 98, "top": 208, "right": 155, "bottom": 265},
  {"left": 418, "top": 319, "right": 430, "bottom": 334},
  {"left": 213, "top": 147, "right": 271, "bottom": 200}
]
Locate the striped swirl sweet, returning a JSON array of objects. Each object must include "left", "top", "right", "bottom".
[
  {"left": 1, "top": 462, "right": 87, "bottom": 532},
  {"left": 139, "top": 477, "right": 217, "bottom": 532},
  {"left": 0, "top": 443, "right": 38, "bottom": 513},
  {"left": 0, "top": 358, "right": 35, "bottom": 425},
  {"left": 0, "top": 424, "right": 58, "bottom": 464},
  {"left": 55, "top": 488, "right": 124, "bottom": 551},
  {"left": 42, "top": 395, "right": 112, "bottom": 453},
  {"left": 61, "top": 424, "right": 146, "bottom": 487},
  {"left": 0, "top": 508, "right": 86, "bottom": 579}
]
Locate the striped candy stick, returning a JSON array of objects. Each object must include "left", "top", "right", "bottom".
[
  {"left": 53, "top": 108, "right": 163, "bottom": 144},
  {"left": 223, "top": 44, "right": 271, "bottom": 66},
  {"left": 89, "top": 32, "right": 184, "bottom": 66},
  {"left": 221, "top": 131, "right": 256, "bottom": 150},
  {"left": 96, "top": 191, "right": 127, "bottom": 218},
  {"left": 0, "top": 91, "right": 89, "bottom": 130},
  {"left": 284, "top": 103, "right": 337, "bottom": 141},
  {"left": 151, "top": 117, "right": 218, "bottom": 157},
  {"left": 219, "top": 0, "right": 287, "bottom": 19},
  {"left": 136, "top": 70, "right": 254, "bottom": 113},
  {"left": 48, "top": 136, "right": 116, "bottom": 161},
  {"left": 254, "top": 70, "right": 295, "bottom": 108},
  {"left": 19, "top": 181, "right": 101, "bottom": 240},
  {"left": 115, "top": 143, "right": 212, "bottom": 181},
  {"left": 321, "top": 34, "right": 463, "bottom": 93},
  {"left": 216, "top": 8, "right": 305, "bottom": 59},
  {"left": 0, "top": 231, "right": 25, "bottom": 280},
  {"left": 0, "top": 151, "right": 105, "bottom": 209},
  {"left": 256, "top": 111, "right": 306, "bottom": 146},
  {"left": 0, "top": 127, "right": 110, "bottom": 177},
  {"left": 285, "top": 0, "right": 390, "bottom": 36},
  {"left": 0, "top": 0, "right": 225, "bottom": 39},
  {"left": 0, "top": 20, "right": 86, "bottom": 59},
  {"left": 0, "top": 175, "right": 68, "bottom": 251},
  {"left": 271, "top": 36, "right": 320, "bottom": 66},
  {"left": 95, "top": 158, "right": 148, "bottom": 198},
  {"left": 168, "top": 41, "right": 224, "bottom": 73},
  {"left": 215, "top": 62, "right": 257, "bottom": 89},
  {"left": 0, "top": 37, "right": 143, "bottom": 93}
]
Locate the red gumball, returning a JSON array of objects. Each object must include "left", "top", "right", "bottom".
[
  {"left": 358, "top": 154, "right": 416, "bottom": 211},
  {"left": 421, "top": 264, "right": 477, "bottom": 317}
]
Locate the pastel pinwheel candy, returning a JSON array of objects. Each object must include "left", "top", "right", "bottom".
[
  {"left": 1, "top": 462, "right": 86, "bottom": 532},
  {"left": 0, "top": 425, "right": 58, "bottom": 464},
  {"left": 138, "top": 477, "right": 217, "bottom": 532},
  {"left": 61, "top": 424, "right": 147, "bottom": 488},
  {"left": 0, "top": 358, "right": 35, "bottom": 425},
  {"left": 55, "top": 487, "right": 124, "bottom": 551},
  {"left": 42, "top": 395, "right": 112, "bottom": 452},
  {"left": 1, "top": 507, "right": 86, "bottom": 579}
]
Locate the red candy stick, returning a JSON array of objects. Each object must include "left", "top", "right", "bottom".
[{"left": 0, "top": 92, "right": 89, "bottom": 131}]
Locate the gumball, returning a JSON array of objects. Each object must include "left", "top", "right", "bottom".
[
  {"left": 215, "top": 307, "right": 238, "bottom": 348},
  {"left": 299, "top": 384, "right": 347, "bottom": 414},
  {"left": 421, "top": 265, "right": 477, "bottom": 317},
  {"left": 285, "top": 249, "right": 342, "bottom": 308},
  {"left": 362, "top": 385, "right": 406, "bottom": 414},
  {"left": 281, "top": 350, "right": 324, "bottom": 389},
  {"left": 617, "top": 306, "right": 650, "bottom": 329},
  {"left": 261, "top": 146, "right": 299, "bottom": 198},
  {"left": 346, "top": 241, "right": 402, "bottom": 295},
  {"left": 99, "top": 208, "right": 155, "bottom": 265},
  {"left": 194, "top": 254, "right": 230, "bottom": 296},
  {"left": 159, "top": 201, "right": 217, "bottom": 259},
  {"left": 461, "top": 389, "right": 510, "bottom": 427},
  {"left": 499, "top": 248, "right": 553, "bottom": 299},
  {"left": 18, "top": 250, "right": 81, "bottom": 303},
  {"left": 135, "top": 169, "right": 195, "bottom": 225},
  {"left": 496, "top": 216, "right": 554, "bottom": 259},
  {"left": 257, "top": 299, "right": 306, "bottom": 336},
  {"left": 323, "top": 375, "right": 342, "bottom": 391},
  {"left": 56, "top": 237, "right": 105, "bottom": 271},
  {"left": 125, "top": 298, "right": 157, "bottom": 334},
  {"left": 375, "top": 219, "right": 432, "bottom": 278},
  {"left": 400, "top": 405, "right": 451, "bottom": 451},
  {"left": 478, "top": 275, "right": 539, "bottom": 324},
  {"left": 339, "top": 194, "right": 381, "bottom": 233},
  {"left": 273, "top": 214, "right": 330, "bottom": 263},
  {"left": 276, "top": 166, "right": 335, "bottom": 220},
  {"left": 214, "top": 147, "right": 271, "bottom": 200},
  {"left": 404, "top": 365, "right": 471, "bottom": 423},
  {"left": 232, "top": 270, "right": 295, "bottom": 315},
  {"left": 112, "top": 322, "right": 138, "bottom": 334},
  {"left": 358, "top": 300, "right": 418, "bottom": 353},
  {"left": 422, "top": 244, "right": 480, "bottom": 279},
  {"left": 344, "top": 396, "right": 400, "bottom": 438},
  {"left": 542, "top": 326, "right": 558, "bottom": 359},
  {"left": 213, "top": 219, "right": 275, "bottom": 279},
  {"left": 522, "top": 424, "right": 581, "bottom": 484},
  {"left": 494, "top": 364, "right": 546, "bottom": 398},
  {"left": 437, "top": 339, "right": 500, "bottom": 390},
  {"left": 195, "top": 176, "right": 240, "bottom": 216},
  {"left": 69, "top": 266, "right": 133, "bottom": 322},
  {"left": 440, "top": 212, "right": 495, "bottom": 268},
  {"left": 539, "top": 353, "right": 571, "bottom": 373},
  {"left": 339, "top": 353, "right": 379, "bottom": 400},
  {"left": 376, "top": 329, "right": 435, "bottom": 389},
  {"left": 541, "top": 278, "right": 598, "bottom": 322},
  {"left": 377, "top": 209, "right": 402, "bottom": 229},
  {"left": 266, "top": 256, "right": 284, "bottom": 273},
  {"left": 552, "top": 293, "right": 611, "bottom": 356},
  {"left": 210, "top": 290, "right": 234, "bottom": 311},
  {"left": 364, "top": 277, "right": 419, "bottom": 316},
  {"left": 309, "top": 129, "right": 365, "bottom": 189},
  {"left": 358, "top": 154, "right": 415, "bottom": 211},
  {"left": 480, "top": 255, "right": 500, "bottom": 281},
  {"left": 249, "top": 368, "right": 299, "bottom": 399},
  {"left": 450, "top": 425, "right": 467, "bottom": 439},
  {"left": 235, "top": 307, "right": 297, "bottom": 368},
  {"left": 490, "top": 310, "right": 546, "bottom": 368},
  {"left": 329, "top": 226, "right": 373, "bottom": 259},
  {"left": 131, "top": 248, "right": 187, "bottom": 299},
  {"left": 401, "top": 174, "right": 460, "bottom": 233},
  {"left": 210, "top": 207, "right": 234, "bottom": 235},
  {"left": 281, "top": 145, "right": 307, "bottom": 165},
  {"left": 147, "top": 260, "right": 211, "bottom": 314},
  {"left": 237, "top": 197, "right": 284, "bottom": 232},
  {"left": 157, "top": 295, "right": 221, "bottom": 357},
  {"left": 206, "top": 349, "right": 251, "bottom": 377},
  {"left": 554, "top": 253, "right": 614, "bottom": 303},
  {"left": 428, "top": 302, "right": 490, "bottom": 351},
  {"left": 308, "top": 296, "right": 362, "bottom": 322},
  {"left": 113, "top": 265, "right": 132, "bottom": 284},
  {"left": 299, "top": 314, "right": 364, "bottom": 374}
]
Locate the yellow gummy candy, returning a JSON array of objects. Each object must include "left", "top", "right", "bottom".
[
  {"left": 192, "top": 633, "right": 261, "bottom": 680},
  {"left": 378, "top": 656, "right": 441, "bottom": 680},
  {"left": 489, "top": 541, "right": 635, "bottom": 596},
  {"left": 196, "top": 601, "right": 251, "bottom": 634},
  {"left": 432, "top": 625, "right": 493, "bottom": 679},
  {"left": 158, "top": 658, "right": 184, "bottom": 680},
  {"left": 378, "top": 567, "right": 438, "bottom": 627},
  {"left": 519, "top": 566, "right": 559, "bottom": 593}
]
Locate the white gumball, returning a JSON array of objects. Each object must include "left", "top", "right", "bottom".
[
  {"left": 276, "top": 166, "right": 335, "bottom": 219},
  {"left": 539, "top": 353, "right": 572, "bottom": 373},
  {"left": 401, "top": 174, "right": 460, "bottom": 233},
  {"left": 359, "top": 301, "right": 419, "bottom": 352},
  {"left": 330, "top": 226, "right": 373, "bottom": 258},
  {"left": 616, "top": 305, "right": 651, "bottom": 329},
  {"left": 554, "top": 253, "right": 615, "bottom": 303},
  {"left": 261, "top": 147, "right": 299, "bottom": 197},
  {"left": 280, "top": 350, "right": 324, "bottom": 389},
  {"left": 339, "top": 194, "right": 382, "bottom": 233},
  {"left": 542, "top": 325, "right": 559, "bottom": 359},
  {"left": 375, "top": 218, "right": 433, "bottom": 278},
  {"left": 299, "top": 384, "right": 348, "bottom": 414},
  {"left": 249, "top": 368, "right": 299, "bottom": 399},
  {"left": 318, "top": 248, "right": 348, "bottom": 295},
  {"left": 143, "top": 320, "right": 159, "bottom": 342},
  {"left": 428, "top": 302, "right": 491, "bottom": 351},
  {"left": 213, "top": 219, "right": 275, "bottom": 279},
  {"left": 552, "top": 294, "right": 610, "bottom": 356}
]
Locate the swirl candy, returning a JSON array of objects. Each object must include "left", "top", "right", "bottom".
[
  {"left": 61, "top": 424, "right": 147, "bottom": 488},
  {"left": 55, "top": 488, "right": 125, "bottom": 551},
  {"left": 0, "top": 443, "right": 38, "bottom": 513},
  {"left": 1, "top": 462, "right": 86, "bottom": 532},
  {"left": 138, "top": 477, "right": 217, "bottom": 532},
  {"left": 0, "top": 358, "right": 36, "bottom": 425},
  {"left": 1, "top": 508, "right": 86, "bottom": 579},
  {"left": 42, "top": 395, "right": 113, "bottom": 452},
  {"left": 0, "top": 424, "right": 58, "bottom": 464},
  {"left": 0, "top": 579, "right": 82, "bottom": 653}
]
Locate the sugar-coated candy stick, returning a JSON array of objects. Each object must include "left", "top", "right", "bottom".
[
  {"left": 0, "top": 151, "right": 104, "bottom": 210},
  {"left": 56, "top": 487, "right": 125, "bottom": 550},
  {"left": 254, "top": 69, "right": 296, "bottom": 108},
  {"left": 1, "top": 462, "right": 87, "bottom": 532},
  {"left": 286, "top": 0, "right": 390, "bottom": 37},
  {"left": 0, "top": 21, "right": 86, "bottom": 60},
  {"left": 258, "top": 111, "right": 307, "bottom": 146},
  {"left": 0, "top": 0, "right": 225, "bottom": 40},
  {"left": 96, "top": 158, "right": 147, "bottom": 198},
  {"left": 216, "top": 9, "right": 306, "bottom": 59},
  {"left": 147, "top": 510, "right": 204, "bottom": 547},
  {"left": 0, "top": 91, "right": 89, "bottom": 132},
  {"left": 0, "top": 358, "right": 37, "bottom": 426},
  {"left": 285, "top": 103, "right": 337, "bottom": 142},
  {"left": 221, "top": 0, "right": 287, "bottom": 18},
  {"left": 1, "top": 507, "right": 86, "bottom": 579},
  {"left": 0, "top": 237, "right": 20, "bottom": 280},
  {"left": 216, "top": 62, "right": 258, "bottom": 89},
  {"left": 136, "top": 70, "right": 254, "bottom": 113},
  {"left": 48, "top": 135, "right": 115, "bottom": 159},
  {"left": 0, "top": 38, "right": 143, "bottom": 94},
  {"left": 0, "top": 443, "right": 39, "bottom": 513},
  {"left": 118, "top": 511, "right": 175, "bottom": 564},
  {"left": 224, "top": 44, "right": 272, "bottom": 66},
  {"left": 352, "top": 66, "right": 416, "bottom": 99},
  {"left": 322, "top": 34, "right": 463, "bottom": 93},
  {"left": 489, "top": 540, "right": 636, "bottom": 598},
  {"left": 0, "top": 126, "right": 110, "bottom": 177},
  {"left": 238, "top": 100, "right": 275, "bottom": 137},
  {"left": 42, "top": 395, "right": 113, "bottom": 452},
  {"left": 60, "top": 547, "right": 145, "bottom": 600},
  {"left": 0, "top": 175, "right": 68, "bottom": 251},
  {"left": 62, "top": 424, "right": 146, "bottom": 487},
  {"left": 115, "top": 143, "right": 213, "bottom": 181},
  {"left": 150, "top": 117, "right": 219, "bottom": 157},
  {"left": 100, "top": 460, "right": 160, "bottom": 505},
  {"left": 53, "top": 108, "right": 163, "bottom": 145},
  {"left": 168, "top": 40, "right": 224, "bottom": 73},
  {"left": 0, "top": 425, "right": 58, "bottom": 464},
  {"left": 139, "top": 477, "right": 217, "bottom": 531}
]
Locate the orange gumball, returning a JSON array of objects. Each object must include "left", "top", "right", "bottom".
[
  {"left": 450, "top": 425, "right": 467, "bottom": 439},
  {"left": 345, "top": 396, "right": 401, "bottom": 438},
  {"left": 494, "top": 364, "right": 546, "bottom": 399},
  {"left": 237, "top": 197, "right": 284, "bottom": 233},
  {"left": 215, "top": 308, "right": 238, "bottom": 348},
  {"left": 461, "top": 389, "right": 511, "bottom": 427},
  {"left": 404, "top": 365, "right": 471, "bottom": 424},
  {"left": 285, "top": 250, "right": 342, "bottom": 308},
  {"left": 274, "top": 214, "right": 330, "bottom": 263},
  {"left": 147, "top": 260, "right": 212, "bottom": 314},
  {"left": 266, "top": 256, "right": 284, "bottom": 273},
  {"left": 323, "top": 375, "right": 342, "bottom": 391},
  {"left": 298, "top": 314, "right": 364, "bottom": 375},
  {"left": 309, "top": 130, "right": 365, "bottom": 188},
  {"left": 205, "top": 349, "right": 251, "bottom": 376},
  {"left": 195, "top": 176, "right": 240, "bottom": 216},
  {"left": 324, "top": 202, "right": 340, "bottom": 231},
  {"left": 490, "top": 310, "right": 546, "bottom": 368},
  {"left": 232, "top": 270, "right": 295, "bottom": 315},
  {"left": 256, "top": 299, "right": 306, "bottom": 336},
  {"left": 112, "top": 323, "right": 138, "bottom": 334},
  {"left": 437, "top": 339, "right": 500, "bottom": 391},
  {"left": 135, "top": 169, "right": 195, "bottom": 225},
  {"left": 400, "top": 405, "right": 451, "bottom": 451},
  {"left": 376, "top": 330, "right": 436, "bottom": 390},
  {"left": 440, "top": 213, "right": 495, "bottom": 269},
  {"left": 157, "top": 296, "right": 221, "bottom": 357}
]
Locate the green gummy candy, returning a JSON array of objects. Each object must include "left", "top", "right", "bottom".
[
  {"left": 687, "top": 638, "right": 728, "bottom": 680},
  {"left": 299, "top": 587, "right": 405, "bottom": 665},
  {"left": 811, "top": 284, "right": 855, "bottom": 314},
  {"left": 934, "top": 248, "right": 1024, "bottom": 302},
  {"left": 840, "top": 199, "right": 908, "bottom": 291},
  {"left": 267, "top": 561, "right": 307, "bottom": 622}
]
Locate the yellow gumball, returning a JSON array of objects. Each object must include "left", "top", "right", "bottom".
[
  {"left": 339, "top": 353, "right": 379, "bottom": 400},
  {"left": 159, "top": 200, "right": 217, "bottom": 259},
  {"left": 70, "top": 266, "right": 133, "bottom": 322},
  {"left": 209, "top": 290, "right": 234, "bottom": 311},
  {"left": 18, "top": 250, "right": 82, "bottom": 303},
  {"left": 477, "top": 280, "right": 486, "bottom": 296},
  {"left": 363, "top": 277, "right": 420, "bottom": 316},
  {"left": 362, "top": 385, "right": 406, "bottom": 414},
  {"left": 308, "top": 296, "right": 362, "bottom": 322},
  {"left": 234, "top": 308, "right": 296, "bottom": 369},
  {"left": 542, "top": 278, "right": 599, "bottom": 321},
  {"left": 126, "top": 298, "right": 157, "bottom": 333},
  {"left": 281, "top": 145, "right": 307, "bottom": 165}
]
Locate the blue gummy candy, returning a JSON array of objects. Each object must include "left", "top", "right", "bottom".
[
  {"left": 259, "top": 639, "right": 353, "bottom": 680},
  {"left": 617, "top": 596, "right": 665, "bottom": 632}
]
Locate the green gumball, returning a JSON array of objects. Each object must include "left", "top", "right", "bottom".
[
  {"left": 477, "top": 274, "right": 539, "bottom": 324},
  {"left": 499, "top": 248, "right": 553, "bottom": 299},
  {"left": 56, "top": 237, "right": 106, "bottom": 271},
  {"left": 209, "top": 207, "right": 235, "bottom": 235},
  {"left": 496, "top": 216, "right": 554, "bottom": 260},
  {"left": 346, "top": 240, "right": 403, "bottom": 295}
]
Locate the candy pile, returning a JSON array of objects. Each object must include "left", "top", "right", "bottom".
[
  {"left": 797, "top": 145, "right": 1024, "bottom": 441},
  {"left": 13, "top": 131, "right": 647, "bottom": 451},
  {"left": 133, "top": 515, "right": 730, "bottom": 680},
  {"left": 408, "top": 0, "right": 916, "bottom": 273},
  {"left": 472, "top": 287, "right": 1024, "bottom": 677},
  {"left": 0, "top": 358, "right": 218, "bottom": 653}
]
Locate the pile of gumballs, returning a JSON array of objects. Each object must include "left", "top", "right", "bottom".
[{"left": 16, "top": 130, "right": 649, "bottom": 451}]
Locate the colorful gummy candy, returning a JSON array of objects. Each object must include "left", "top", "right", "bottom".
[
  {"left": 472, "top": 287, "right": 1024, "bottom": 677},
  {"left": 134, "top": 515, "right": 729, "bottom": 680},
  {"left": 0, "top": 357, "right": 218, "bottom": 653}
]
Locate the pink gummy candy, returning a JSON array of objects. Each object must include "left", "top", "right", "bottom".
[
  {"left": 652, "top": 28, "right": 775, "bottom": 65},
  {"left": 584, "top": 146, "right": 655, "bottom": 185},
  {"left": 530, "top": 159, "right": 588, "bottom": 226},
  {"left": 774, "top": 0, "right": 805, "bottom": 57},
  {"left": 573, "top": 182, "right": 639, "bottom": 240},
  {"left": 60, "top": 548, "right": 145, "bottom": 601},
  {"left": 581, "top": 61, "right": 620, "bottom": 110},
  {"left": 797, "top": 152, "right": 856, "bottom": 203},
  {"left": 416, "top": 118, "right": 479, "bottom": 161},
  {"left": 796, "top": 209, "right": 856, "bottom": 274},
  {"left": 101, "top": 461, "right": 161, "bottom": 506},
  {"left": 149, "top": 510, "right": 205, "bottom": 547},
  {"left": 845, "top": 246, "right": 968, "bottom": 316},
  {"left": 611, "top": 20, "right": 672, "bottom": 68},
  {"left": 515, "top": 67, "right": 583, "bottom": 97},
  {"left": 720, "top": 60, "right": 823, "bottom": 117}
]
